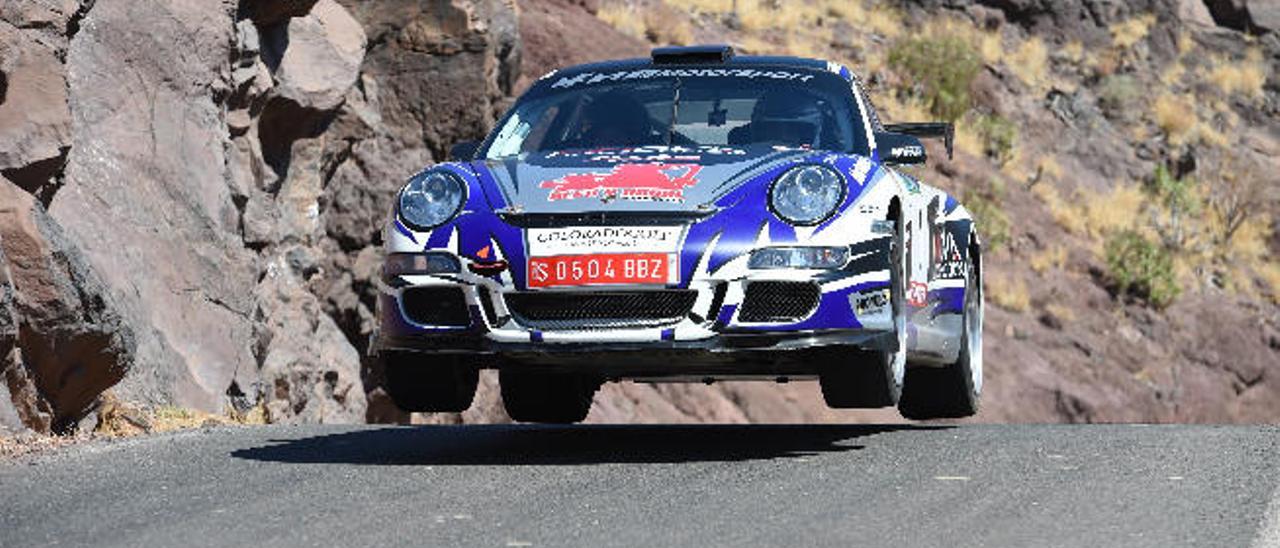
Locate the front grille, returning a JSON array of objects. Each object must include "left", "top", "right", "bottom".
[
  {"left": 739, "top": 282, "right": 821, "bottom": 323},
  {"left": 505, "top": 290, "right": 697, "bottom": 330},
  {"left": 401, "top": 287, "right": 471, "bottom": 327}
]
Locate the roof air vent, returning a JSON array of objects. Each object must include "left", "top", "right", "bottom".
[{"left": 651, "top": 45, "right": 735, "bottom": 65}]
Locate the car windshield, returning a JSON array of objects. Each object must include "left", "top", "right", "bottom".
[{"left": 482, "top": 67, "right": 868, "bottom": 159}]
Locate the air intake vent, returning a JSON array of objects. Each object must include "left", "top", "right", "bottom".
[
  {"left": 651, "top": 45, "right": 735, "bottom": 65},
  {"left": 401, "top": 287, "right": 471, "bottom": 327},
  {"left": 739, "top": 282, "right": 821, "bottom": 323},
  {"left": 506, "top": 290, "right": 697, "bottom": 330}
]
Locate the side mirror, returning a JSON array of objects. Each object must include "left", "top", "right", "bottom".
[
  {"left": 875, "top": 132, "right": 927, "bottom": 166},
  {"left": 449, "top": 141, "right": 480, "bottom": 161}
]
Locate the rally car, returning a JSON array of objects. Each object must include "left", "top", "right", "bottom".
[{"left": 372, "top": 45, "right": 984, "bottom": 423}]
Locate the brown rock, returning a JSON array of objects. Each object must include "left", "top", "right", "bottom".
[
  {"left": 338, "top": 0, "right": 520, "bottom": 158},
  {"left": 254, "top": 254, "right": 367, "bottom": 423},
  {"left": 515, "top": 0, "right": 648, "bottom": 92},
  {"left": 0, "top": 20, "right": 72, "bottom": 200},
  {"left": 264, "top": 0, "right": 366, "bottom": 113},
  {"left": 240, "top": 0, "right": 320, "bottom": 27},
  {"left": 50, "top": 0, "right": 257, "bottom": 413},
  {"left": 0, "top": 176, "right": 134, "bottom": 433}
]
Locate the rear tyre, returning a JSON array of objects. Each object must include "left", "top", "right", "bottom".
[
  {"left": 500, "top": 369, "right": 599, "bottom": 424},
  {"left": 898, "top": 245, "right": 982, "bottom": 420},
  {"left": 381, "top": 351, "right": 479, "bottom": 413},
  {"left": 820, "top": 219, "right": 906, "bottom": 408}
]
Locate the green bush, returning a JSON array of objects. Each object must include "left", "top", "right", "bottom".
[
  {"left": 1104, "top": 229, "right": 1181, "bottom": 308},
  {"left": 888, "top": 35, "right": 982, "bottom": 122},
  {"left": 973, "top": 114, "right": 1018, "bottom": 166},
  {"left": 1096, "top": 74, "right": 1141, "bottom": 119},
  {"left": 963, "top": 189, "right": 1010, "bottom": 251},
  {"left": 1147, "top": 164, "right": 1200, "bottom": 215}
]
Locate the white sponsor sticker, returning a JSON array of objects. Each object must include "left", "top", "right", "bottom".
[{"left": 527, "top": 226, "right": 684, "bottom": 257}]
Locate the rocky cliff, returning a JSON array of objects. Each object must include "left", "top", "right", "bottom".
[{"left": 1, "top": 0, "right": 1276, "bottom": 434}]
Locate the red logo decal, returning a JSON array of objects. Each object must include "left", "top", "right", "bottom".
[
  {"left": 539, "top": 163, "right": 702, "bottom": 202},
  {"left": 907, "top": 282, "right": 929, "bottom": 308},
  {"left": 476, "top": 245, "right": 491, "bottom": 259}
]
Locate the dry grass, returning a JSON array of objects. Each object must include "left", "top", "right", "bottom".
[
  {"left": 597, "top": 3, "right": 648, "bottom": 39},
  {"left": 1044, "top": 302, "right": 1077, "bottom": 323},
  {"left": 1031, "top": 183, "right": 1086, "bottom": 235},
  {"left": 989, "top": 273, "right": 1031, "bottom": 312},
  {"left": 1110, "top": 13, "right": 1156, "bottom": 50},
  {"left": 1177, "top": 30, "right": 1195, "bottom": 56},
  {"left": 1030, "top": 245, "right": 1068, "bottom": 274},
  {"left": 1161, "top": 60, "right": 1186, "bottom": 87},
  {"left": 1261, "top": 262, "right": 1280, "bottom": 304},
  {"left": 1209, "top": 49, "right": 1267, "bottom": 100},
  {"left": 1009, "top": 37, "right": 1050, "bottom": 92},
  {"left": 0, "top": 433, "right": 87, "bottom": 461},
  {"left": 598, "top": 2, "right": 694, "bottom": 45},
  {"left": 1083, "top": 184, "right": 1148, "bottom": 239},
  {"left": 94, "top": 391, "right": 266, "bottom": 439},
  {"left": 1153, "top": 93, "right": 1197, "bottom": 146}
]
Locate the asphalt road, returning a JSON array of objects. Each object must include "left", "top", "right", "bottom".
[{"left": 2, "top": 424, "right": 1279, "bottom": 548}]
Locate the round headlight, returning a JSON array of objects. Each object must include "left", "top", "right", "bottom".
[
  {"left": 769, "top": 165, "right": 846, "bottom": 225},
  {"left": 398, "top": 171, "right": 466, "bottom": 230}
]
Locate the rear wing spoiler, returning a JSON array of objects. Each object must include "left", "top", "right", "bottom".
[{"left": 884, "top": 123, "right": 954, "bottom": 160}]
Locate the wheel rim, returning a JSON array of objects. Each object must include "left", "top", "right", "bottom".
[
  {"left": 966, "top": 260, "right": 984, "bottom": 395},
  {"left": 888, "top": 224, "right": 907, "bottom": 392}
]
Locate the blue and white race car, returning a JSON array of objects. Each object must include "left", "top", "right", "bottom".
[{"left": 373, "top": 45, "right": 983, "bottom": 423}]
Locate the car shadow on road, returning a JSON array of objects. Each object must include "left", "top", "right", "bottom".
[{"left": 230, "top": 423, "right": 946, "bottom": 466}]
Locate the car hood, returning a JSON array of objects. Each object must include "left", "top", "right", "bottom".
[{"left": 467, "top": 145, "right": 813, "bottom": 215}]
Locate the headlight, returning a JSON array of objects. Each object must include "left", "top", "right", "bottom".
[
  {"left": 398, "top": 171, "right": 466, "bottom": 230},
  {"left": 383, "top": 252, "right": 461, "bottom": 279},
  {"left": 769, "top": 165, "right": 846, "bottom": 225},
  {"left": 749, "top": 247, "right": 850, "bottom": 270}
]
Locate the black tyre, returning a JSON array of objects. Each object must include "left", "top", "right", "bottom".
[
  {"left": 820, "top": 218, "right": 906, "bottom": 408},
  {"left": 898, "top": 245, "right": 982, "bottom": 420},
  {"left": 381, "top": 351, "right": 479, "bottom": 413},
  {"left": 500, "top": 369, "right": 599, "bottom": 424}
]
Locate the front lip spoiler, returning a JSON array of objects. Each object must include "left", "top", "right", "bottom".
[{"left": 374, "top": 329, "right": 895, "bottom": 356}]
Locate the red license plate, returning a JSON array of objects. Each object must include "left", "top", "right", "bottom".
[{"left": 528, "top": 253, "right": 671, "bottom": 288}]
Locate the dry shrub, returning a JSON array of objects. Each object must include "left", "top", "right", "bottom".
[
  {"left": 989, "top": 273, "right": 1031, "bottom": 312},
  {"left": 1209, "top": 49, "right": 1266, "bottom": 100},
  {"left": 1030, "top": 245, "right": 1068, "bottom": 274},
  {"left": 597, "top": 3, "right": 648, "bottom": 39},
  {"left": 644, "top": 3, "right": 694, "bottom": 45},
  {"left": 1261, "top": 263, "right": 1280, "bottom": 304},
  {"left": 1008, "top": 37, "right": 1049, "bottom": 92},
  {"left": 599, "top": 2, "right": 694, "bottom": 45},
  {"left": 1153, "top": 93, "right": 1196, "bottom": 145},
  {"left": 1110, "top": 13, "right": 1156, "bottom": 50},
  {"left": 1044, "top": 302, "right": 1077, "bottom": 323}
]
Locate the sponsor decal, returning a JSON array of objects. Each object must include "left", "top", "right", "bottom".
[
  {"left": 476, "top": 244, "right": 492, "bottom": 260},
  {"left": 907, "top": 281, "right": 929, "bottom": 308},
  {"left": 550, "top": 68, "right": 816, "bottom": 89},
  {"left": 528, "top": 253, "right": 676, "bottom": 288},
  {"left": 539, "top": 163, "right": 702, "bottom": 203},
  {"left": 890, "top": 145, "right": 924, "bottom": 159},
  {"left": 851, "top": 289, "right": 890, "bottom": 315},
  {"left": 849, "top": 157, "right": 873, "bottom": 185},
  {"left": 932, "top": 229, "right": 966, "bottom": 280},
  {"left": 527, "top": 226, "right": 683, "bottom": 257},
  {"left": 545, "top": 145, "right": 744, "bottom": 164}
]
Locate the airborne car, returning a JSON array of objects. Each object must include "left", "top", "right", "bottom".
[{"left": 373, "top": 46, "right": 984, "bottom": 423}]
